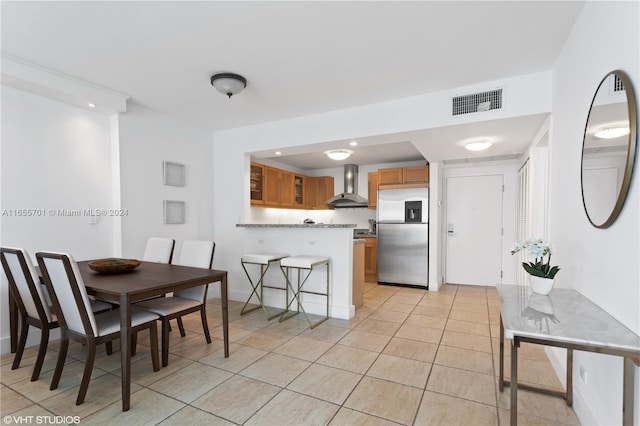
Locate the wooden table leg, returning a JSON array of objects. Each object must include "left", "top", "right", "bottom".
[
  {"left": 9, "top": 289, "right": 18, "bottom": 353},
  {"left": 119, "top": 294, "right": 132, "bottom": 411},
  {"left": 511, "top": 338, "right": 519, "bottom": 426},
  {"left": 222, "top": 273, "right": 229, "bottom": 358}
]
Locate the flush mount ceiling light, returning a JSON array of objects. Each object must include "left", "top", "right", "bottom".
[
  {"left": 465, "top": 141, "right": 493, "bottom": 151},
  {"left": 210, "top": 73, "right": 247, "bottom": 98},
  {"left": 594, "top": 125, "right": 630, "bottom": 139},
  {"left": 325, "top": 149, "right": 353, "bottom": 160},
  {"left": 349, "top": 141, "right": 358, "bottom": 146}
]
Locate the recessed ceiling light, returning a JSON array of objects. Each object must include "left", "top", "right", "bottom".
[
  {"left": 594, "top": 126, "right": 630, "bottom": 139},
  {"left": 465, "top": 141, "right": 493, "bottom": 151},
  {"left": 324, "top": 149, "right": 353, "bottom": 160},
  {"left": 274, "top": 151, "right": 282, "bottom": 155},
  {"left": 349, "top": 141, "right": 358, "bottom": 146},
  {"left": 87, "top": 103, "right": 96, "bottom": 108}
]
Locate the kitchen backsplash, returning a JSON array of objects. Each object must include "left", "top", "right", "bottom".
[{"left": 250, "top": 207, "right": 376, "bottom": 228}]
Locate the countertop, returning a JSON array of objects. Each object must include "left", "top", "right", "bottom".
[
  {"left": 353, "top": 228, "right": 376, "bottom": 237},
  {"left": 236, "top": 223, "right": 357, "bottom": 228}
]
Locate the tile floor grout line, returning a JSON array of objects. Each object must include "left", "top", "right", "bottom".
[{"left": 1, "top": 287, "right": 580, "bottom": 425}]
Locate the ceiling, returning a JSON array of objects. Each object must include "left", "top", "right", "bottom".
[{"left": 1, "top": 1, "right": 583, "bottom": 168}]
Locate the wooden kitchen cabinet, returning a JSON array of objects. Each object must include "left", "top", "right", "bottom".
[
  {"left": 280, "top": 170, "right": 294, "bottom": 207},
  {"left": 364, "top": 237, "right": 377, "bottom": 282},
  {"left": 250, "top": 162, "right": 334, "bottom": 210},
  {"left": 353, "top": 241, "right": 364, "bottom": 309},
  {"left": 403, "top": 165, "right": 429, "bottom": 184},
  {"left": 378, "top": 167, "right": 403, "bottom": 186},
  {"left": 368, "top": 172, "right": 378, "bottom": 209},
  {"left": 378, "top": 164, "right": 429, "bottom": 189},
  {"left": 263, "top": 166, "right": 281, "bottom": 206},
  {"left": 293, "top": 175, "right": 305, "bottom": 208},
  {"left": 305, "top": 176, "right": 317, "bottom": 209},
  {"left": 250, "top": 162, "right": 266, "bottom": 205},
  {"left": 314, "top": 176, "right": 334, "bottom": 209}
]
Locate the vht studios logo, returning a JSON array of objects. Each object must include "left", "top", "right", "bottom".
[{"left": 3, "top": 415, "right": 81, "bottom": 424}]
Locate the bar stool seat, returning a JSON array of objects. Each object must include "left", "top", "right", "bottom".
[
  {"left": 280, "top": 255, "right": 330, "bottom": 329},
  {"left": 240, "top": 253, "right": 289, "bottom": 320}
]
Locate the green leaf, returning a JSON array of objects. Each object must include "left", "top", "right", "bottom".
[{"left": 548, "top": 266, "right": 560, "bottom": 278}]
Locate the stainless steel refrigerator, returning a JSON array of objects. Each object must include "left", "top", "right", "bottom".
[{"left": 377, "top": 187, "right": 429, "bottom": 288}]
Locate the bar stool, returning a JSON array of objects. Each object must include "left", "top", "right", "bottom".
[
  {"left": 279, "top": 255, "right": 330, "bottom": 329},
  {"left": 240, "top": 253, "right": 289, "bottom": 320}
]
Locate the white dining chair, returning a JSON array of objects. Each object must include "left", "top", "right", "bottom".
[
  {"left": 0, "top": 247, "right": 112, "bottom": 382},
  {"left": 135, "top": 240, "right": 215, "bottom": 366},
  {"left": 143, "top": 237, "right": 175, "bottom": 264},
  {"left": 36, "top": 251, "right": 160, "bottom": 405}
]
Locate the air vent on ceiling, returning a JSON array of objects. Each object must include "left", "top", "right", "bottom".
[
  {"left": 613, "top": 74, "right": 625, "bottom": 92},
  {"left": 452, "top": 89, "right": 503, "bottom": 116}
]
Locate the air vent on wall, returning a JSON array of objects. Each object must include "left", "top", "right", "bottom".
[{"left": 452, "top": 89, "right": 503, "bottom": 116}]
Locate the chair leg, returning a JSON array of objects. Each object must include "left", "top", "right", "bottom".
[
  {"left": 200, "top": 308, "right": 212, "bottom": 344},
  {"left": 12, "top": 319, "right": 28, "bottom": 370},
  {"left": 131, "top": 332, "right": 137, "bottom": 356},
  {"left": 176, "top": 317, "right": 186, "bottom": 337},
  {"left": 149, "top": 322, "right": 160, "bottom": 372},
  {"left": 161, "top": 318, "right": 170, "bottom": 367},
  {"left": 31, "top": 326, "right": 49, "bottom": 381},
  {"left": 105, "top": 341, "right": 113, "bottom": 355},
  {"left": 76, "top": 339, "right": 96, "bottom": 405},
  {"left": 50, "top": 331, "right": 69, "bottom": 390}
]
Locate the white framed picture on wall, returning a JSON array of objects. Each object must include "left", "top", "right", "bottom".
[
  {"left": 163, "top": 161, "right": 186, "bottom": 186},
  {"left": 163, "top": 200, "right": 185, "bottom": 224}
]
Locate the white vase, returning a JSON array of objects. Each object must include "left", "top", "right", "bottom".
[{"left": 529, "top": 275, "right": 554, "bottom": 295}]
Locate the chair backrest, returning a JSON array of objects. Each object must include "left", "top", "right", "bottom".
[
  {"left": 143, "top": 237, "right": 175, "bottom": 263},
  {"left": 173, "top": 240, "right": 215, "bottom": 301},
  {"left": 36, "top": 252, "right": 98, "bottom": 337},
  {"left": 1, "top": 247, "right": 53, "bottom": 322}
]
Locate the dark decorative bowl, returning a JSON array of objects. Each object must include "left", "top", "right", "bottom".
[{"left": 88, "top": 258, "right": 141, "bottom": 274}]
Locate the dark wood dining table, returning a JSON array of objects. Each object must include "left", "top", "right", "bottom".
[
  {"left": 8, "top": 260, "right": 230, "bottom": 411},
  {"left": 77, "top": 261, "right": 229, "bottom": 411}
]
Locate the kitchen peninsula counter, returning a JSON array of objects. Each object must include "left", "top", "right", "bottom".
[
  {"left": 236, "top": 223, "right": 357, "bottom": 319},
  {"left": 236, "top": 223, "right": 357, "bottom": 228}
]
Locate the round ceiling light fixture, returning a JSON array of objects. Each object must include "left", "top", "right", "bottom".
[
  {"left": 594, "top": 125, "right": 630, "bottom": 139},
  {"left": 210, "top": 73, "right": 247, "bottom": 98},
  {"left": 465, "top": 140, "right": 493, "bottom": 151},
  {"left": 325, "top": 149, "right": 353, "bottom": 160}
]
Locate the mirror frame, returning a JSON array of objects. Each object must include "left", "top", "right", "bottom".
[{"left": 581, "top": 70, "right": 638, "bottom": 228}]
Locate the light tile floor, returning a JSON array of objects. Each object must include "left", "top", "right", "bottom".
[{"left": 1, "top": 283, "right": 580, "bottom": 425}]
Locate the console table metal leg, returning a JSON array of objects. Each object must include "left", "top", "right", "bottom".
[
  {"left": 511, "top": 338, "right": 519, "bottom": 426},
  {"left": 566, "top": 349, "right": 573, "bottom": 406},
  {"left": 499, "top": 316, "right": 505, "bottom": 392},
  {"left": 623, "top": 357, "right": 635, "bottom": 426}
]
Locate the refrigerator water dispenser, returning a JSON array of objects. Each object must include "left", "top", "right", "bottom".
[{"left": 405, "top": 200, "right": 422, "bottom": 223}]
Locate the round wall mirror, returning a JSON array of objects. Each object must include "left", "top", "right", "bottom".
[{"left": 581, "top": 70, "right": 637, "bottom": 228}]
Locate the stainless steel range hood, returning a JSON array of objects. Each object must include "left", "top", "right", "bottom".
[{"left": 327, "top": 164, "right": 369, "bottom": 208}]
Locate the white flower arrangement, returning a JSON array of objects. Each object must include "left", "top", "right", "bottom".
[{"left": 511, "top": 238, "right": 560, "bottom": 279}]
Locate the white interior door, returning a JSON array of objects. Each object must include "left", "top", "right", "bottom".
[{"left": 445, "top": 174, "right": 504, "bottom": 286}]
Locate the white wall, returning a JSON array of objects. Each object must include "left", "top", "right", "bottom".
[
  {"left": 0, "top": 86, "right": 115, "bottom": 352},
  {"left": 549, "top": 2, "right": 639, "bottom": 424},
  {"left": 118, "top": 103, "right": 214, "bottom": 264}
]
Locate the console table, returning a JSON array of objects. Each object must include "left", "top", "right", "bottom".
[{"left": 496, "top": 284, "right": 640, "bottom": 425}]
